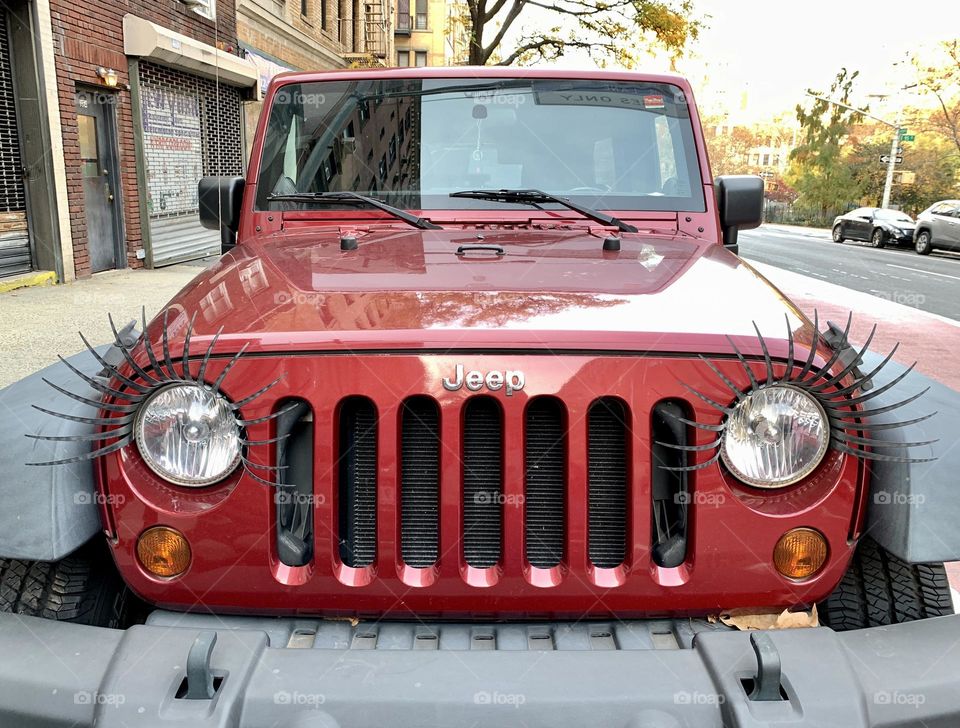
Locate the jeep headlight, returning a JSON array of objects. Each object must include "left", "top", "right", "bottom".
[
  {"left": 720, "top": 385, "right": 829, "bottom": 488},
  {"left": 134, "top": 384, "right": 242, "bottom": 486}
]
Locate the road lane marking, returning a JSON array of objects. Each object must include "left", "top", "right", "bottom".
[{"left": 887, "top": 264, "right": 960, "bottom": 281}]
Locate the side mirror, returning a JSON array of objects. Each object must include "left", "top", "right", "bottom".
[
  {"left": 714, "top": 175, "right": 763, "bottom": 253},
  {"left": 198, "top": 176, "right": 245, "bottom": 253}
]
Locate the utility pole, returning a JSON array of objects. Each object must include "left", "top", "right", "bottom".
[
  {"left": 881, "top": 109, "right": 901, "bottom": 209},
  {"left": 806, "top": 93, "right": 901, "bottom": 209}
]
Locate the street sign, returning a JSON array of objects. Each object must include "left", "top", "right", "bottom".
[
  {"left": 879, "top": 155, "right": 904, "bottom": 164},
  {"left": 900, "top": 134, "right": 916, "bottom": 142}
]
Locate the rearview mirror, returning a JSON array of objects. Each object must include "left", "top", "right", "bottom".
[
  {"left": 198, "top": 176, "right": 245, "bottom": 253},
  {"left": 714, "top": 175, "right": 763, "bottom": 253}
]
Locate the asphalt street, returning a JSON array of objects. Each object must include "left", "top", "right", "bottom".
[{"left": 739, "top": 225, "right": 960, "bottom": 321}]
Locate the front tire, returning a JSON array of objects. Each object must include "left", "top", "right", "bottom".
[
  {"left": 871, "top": 228, "right": 886, "bottom": 248},
  {"left": 915, "top": 230, "right": 934, "bottom": 255},
  {"left": 0, "top": 541, "right": 130, "bottom": 628},
  {"left": 832, "top": 224, "right": 845, "bottom": 243},
  {"left": 819, "top": 537, "right": 953, "bottom": 631}
]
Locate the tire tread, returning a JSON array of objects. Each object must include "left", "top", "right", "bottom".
[
  {"left": 0, "top": 543, "right": 128, "bottom": 628},
  {"left": 821, "top": 537, "right": 954, "bottom": 631}
]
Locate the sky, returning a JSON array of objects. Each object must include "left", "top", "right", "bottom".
[{"left": 512, "top": 0, "right": 958, "bottom": 123}]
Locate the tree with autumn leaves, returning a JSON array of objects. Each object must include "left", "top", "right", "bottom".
[
  {"left": 786, "top": 57, "right": 959, "bottom": 221},
  {"left": 460, "top": 0, "right": 702, "bottom": 67}
]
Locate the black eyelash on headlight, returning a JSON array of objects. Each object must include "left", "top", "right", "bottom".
[
  {"left": 657, "top": 311, "right": 938, "bottom": 473},
  {"left": 25, "top": 308, "right": 290, "bottom": 486}
]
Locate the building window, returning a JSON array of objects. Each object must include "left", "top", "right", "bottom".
[
  {"left": 415, "top": 0, "right": 427, "bottom": 29},
  {"left": 397, "top": 0, "right": 411, "bottom": 30},
  {"left": 397, "top": 51, "right": 410, "bottom": 67},
  {"left": 301, "top": 0, "right": 308, "bottom": 16},
  {"left": 414, "top": 50, "right": 427, "bottom": 67},
  {"left": 192, "top": 0, "right": 216, "bottom": 19},
  {"left": 321, "top": 0, "right": 328, "bottom": 29}
]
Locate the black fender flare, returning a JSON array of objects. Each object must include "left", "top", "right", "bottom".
[
  {"left": 0, "top": 328, "right": 136, "bottom": 561},
  {"left": 861, "top": 350, "right": 960, "bottom": 563}
]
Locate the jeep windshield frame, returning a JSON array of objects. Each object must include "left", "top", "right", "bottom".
[{"left": 255, "top": 77, "right": 706, "bottom": 215}]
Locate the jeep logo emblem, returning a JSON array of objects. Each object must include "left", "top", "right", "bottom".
[{"left": 442, "top": 364, "right": 525, "bottom": 396}]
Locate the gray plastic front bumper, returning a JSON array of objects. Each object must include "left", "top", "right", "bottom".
[{"left": 2, "top": 613, "right": 960, "bottom": 727}]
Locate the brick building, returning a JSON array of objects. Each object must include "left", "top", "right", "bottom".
[{"left": 0, "top": 0, "right": 257, "bottom": 282}]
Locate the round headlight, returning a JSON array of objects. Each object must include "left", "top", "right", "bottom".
[
  {"left": 720, "top": 385, "right": 829, "bottom": 488},
  {"left": 134, "top": 384, "right": 242, "bottom": 486}
]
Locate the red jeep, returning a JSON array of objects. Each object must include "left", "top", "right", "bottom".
[{"left": 2, "top": 68, "right": 959, "bottom": 727}]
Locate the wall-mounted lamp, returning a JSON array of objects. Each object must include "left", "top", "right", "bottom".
[{"left": 97, "top": 67, "right": 119, "bottom": 87}]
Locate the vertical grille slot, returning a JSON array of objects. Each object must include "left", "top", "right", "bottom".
[
  {"left": 338, "top": 397, "right": 378, "bottom": 568},
  {"left": 651, "top": 400, "right": 691, "bottom": 569},
  {"left": 524, "top": 398, "right": 566, "bottom": 569},
  {"left": 400, "top": 397, "right": 440, "bottom": 568},
  {"left": 587, "top": 398, "right": 629, "bottom": 568},
  {"left": 275, "top": 399, "right": 314, "bottom": 567},
  {"left": 462, "top": 397, "right": 503, "bottom": 569}
]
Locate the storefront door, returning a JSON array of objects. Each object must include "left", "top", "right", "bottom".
[{"left": 76, "top": 90, "right": 123, "bottom": 273}]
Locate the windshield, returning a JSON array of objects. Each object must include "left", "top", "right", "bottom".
[
  {"left": 255, "top": 77, "right": 705, "bottom": 213},
  {"left": 874, "top": 209, "right": 912, "bottom": 222}
]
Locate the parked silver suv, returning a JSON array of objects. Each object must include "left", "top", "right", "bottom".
[{"left": 914, "top": 199, "right": 960, "bottom": 255}]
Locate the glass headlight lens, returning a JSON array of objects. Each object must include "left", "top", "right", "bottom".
[
  {"left": 720, "top": 385, "right": 829, "bottom": 488},
  {"left": 135, "top": 384, "right": 242, "bottom": 486}
]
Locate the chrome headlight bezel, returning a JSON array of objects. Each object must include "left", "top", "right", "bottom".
[
  {"left": 720, "top": 384, "right": 831, "bottom": 489},
  {"left": 134, "top": 383, "right": 243, "bottom": 487}
]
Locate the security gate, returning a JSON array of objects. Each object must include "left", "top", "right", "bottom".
[
  {"left": 0, "top": 9, "right": 31, "bottom": 278},
  {"left": 138, "top": 62, "right": 243, "bottom": 266}
]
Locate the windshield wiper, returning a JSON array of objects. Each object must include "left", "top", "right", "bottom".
[
  {"left": 450, "top": 189, "right": 638, "bottom": 233},
  {"left": 267, "top": 191, "right": 442, "bottom": 230}
]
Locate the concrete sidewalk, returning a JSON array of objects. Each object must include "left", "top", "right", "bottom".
[
  {"left": 0, "top": 265, "right": 201, "bottom": 389},
  {"left": 760, "top": 223, "right": 832, "bottom": 239}
]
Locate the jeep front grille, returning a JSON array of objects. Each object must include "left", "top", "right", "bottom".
[{"left": 329, "top": 394, "right": 635, "bottom": 574}]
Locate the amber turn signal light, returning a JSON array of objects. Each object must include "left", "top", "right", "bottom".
[
  {"left": 137, "top": 526, "right": 191, "bottom": 578},
  {"left": 773, "top": 528, "right": 828, "bottom": 580}
]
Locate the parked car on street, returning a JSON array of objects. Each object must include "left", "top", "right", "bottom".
[
  {"left": 914, "top": 199, "right": 960, "bottom": 255},
  {"left": 2, "top": 68, "right": 960, "bottom": 727},
  {"left": 831, "top": 207, "right": 916, "bottom": 248}
]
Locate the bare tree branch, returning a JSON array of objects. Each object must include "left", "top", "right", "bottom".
[
  {"left": 480, "top": 0, "right": 529, "bottom": 64},
  {"left": 497, "top": 36, "right": 618, "bottom": 66},
  {"left": 483, "top": 0, "right": 510, "bottom": 23}
]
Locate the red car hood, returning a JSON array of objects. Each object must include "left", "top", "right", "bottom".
[{"left": 161, "top": 227, "right": 808, "bottom": 356}]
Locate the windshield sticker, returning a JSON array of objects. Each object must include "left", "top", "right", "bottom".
[{"left": 533, "top": 90, "right": 672, "bottom": 111}]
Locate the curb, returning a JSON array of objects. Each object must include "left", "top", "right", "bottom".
[{"left": 0, "top": 270, "right": 57, "bottom": 294}]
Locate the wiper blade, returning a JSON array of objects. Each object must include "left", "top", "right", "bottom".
[
  {"left": 450, "top": 189, "right": 638, "bottom": 233},
  {"left": 267, "top": 192, "right": 442, "bottom": 230}
]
